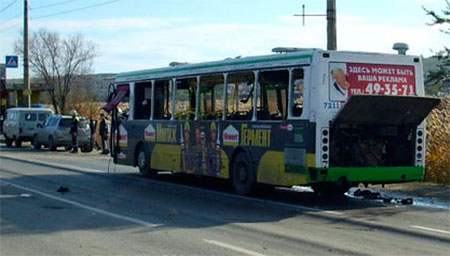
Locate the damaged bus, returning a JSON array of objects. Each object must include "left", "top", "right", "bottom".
[{"left": 103, "top": 48, "right": 440, "bottom": 195}]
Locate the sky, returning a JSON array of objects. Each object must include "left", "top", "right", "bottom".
[{"left": 1, "top": 0, "right": 448, "bottom": 79}]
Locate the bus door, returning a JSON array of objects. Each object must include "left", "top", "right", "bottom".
[{"left": 284, "top": 67, "right": 313, "bottom": 185}]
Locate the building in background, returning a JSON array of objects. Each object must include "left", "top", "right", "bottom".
[
  {"left": 3, "top": 73, "right": 116, "bottom": 108},
  {"left": 4, "top": 78, "right": 52, "bottom": 107},
  {"left": 90, "top": 73, "right": 117, "bottom": 101}
]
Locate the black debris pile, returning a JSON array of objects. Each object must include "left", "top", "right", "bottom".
[
  {"left": 57, "top": 186, "right": 70, "bottom": 193},
  {"left": 352, "top": 189, "right": 413, "bottom": 205}
]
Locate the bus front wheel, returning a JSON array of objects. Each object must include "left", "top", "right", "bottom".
[
  {"left": 137, "top": 145, "right": 157, "bottom": 178},
  {"left": 232, "top": 152, "right": 256, "bottom": 196}
]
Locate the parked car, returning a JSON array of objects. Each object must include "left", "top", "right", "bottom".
[
  {"left": 33, "top": 115, "right": 93, "bottom": 152},
  {"left": 3, "top": 108, "right": 53, "bottom": 147}
]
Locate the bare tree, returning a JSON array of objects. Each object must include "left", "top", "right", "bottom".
[
  {"left": 424, "top": 1, "right": 450, "bottom": 93},
  {"left": 15, "top": 28, "right": 99, "bottom": 113}
]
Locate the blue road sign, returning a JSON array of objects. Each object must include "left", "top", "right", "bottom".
[{"left": 6, "top": 55, "right": 18, "bottom": 68}]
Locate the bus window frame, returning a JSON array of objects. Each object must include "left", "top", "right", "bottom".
[
  {"left": 287, "top": 66, "right": 309, "bottom": 120},
  {"left": 173, "top": 76, "right": 198, "bottom": 121},
  {"left": 198, "top": 73, "right": 226, "bottom": 121},
  {"left": 222, "top": 73, "right": 228, "bottom": 121},
  {"left": 153, "top": 79, "right": 174, "bottom": 120},
  {"left": 225, "top": 71, "right": 257, "bottom": 122},
  {"left": 150, "top": 80, "right": 155, "bottom": 120},
  {"left": 129, "top": 82, "right": 135, "bottom": 121},
  {"left": 256, "top": 68, "right": 290, "bottom": 122},
  {"left": 195, "top": 76, "right": 201, "bottom": 121},
  {"left": 126, "top": 66, "right": 308, "bottom": 122},
  {"left": 133, "top": 80, "right": 153, "bottom": 120},
  {"left": 171, "top": 78, "right": 176, "bottom": 121},
  {"left": 252, "top": 71, "right": 259, "bottom": 121}
]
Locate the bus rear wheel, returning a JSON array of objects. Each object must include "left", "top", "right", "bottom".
[
  {"left": 232, "top": 152, "right": 256, "bottom": 196},
  {"left": 137, "top": 145, "right": 157, "bottom": 178}
]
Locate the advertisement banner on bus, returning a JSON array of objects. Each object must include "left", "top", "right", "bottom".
[
  {"left": 119, "top": 124, "right": 128, "bottom": 147},
  {"left": 223, "top": 125, "right": 239, "bottom": 146},
  {"left": 144, "top": 124, "right": 156, "bottom": 142},
  {"left": 329, "top": 62, "right": 416, "bottom": 101}
]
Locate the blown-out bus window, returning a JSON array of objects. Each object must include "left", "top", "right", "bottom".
[
  {"left": 134, "top": 81, "right": 152, "bottom": 120},
  {"left": 175, "top": 78, "right": 197, "bottom": 120},
  {"left": 154, "top": 80, "right": 173, "bottom": 120},
  {"left": 258, "top": 70, "right": 288, "bottom": 120},
  {"left": 290, "top": 68, "right": 305, "bottom": 118},
  {"left": 200, "top": 75, "right": 224, "bottom": 120},
  {"left": 226, "top": 72, "right": 255, "bottom": 120}
]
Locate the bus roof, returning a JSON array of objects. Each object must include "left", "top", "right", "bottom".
[
  {"left": 6, "top": 108, "right": 53, "bottom": 112},
  {"left": 115, "top": 49, "right": 317, "bottom": 83},
  {"left": 115, "top": 49, "right": 420, "bottom": 83}
]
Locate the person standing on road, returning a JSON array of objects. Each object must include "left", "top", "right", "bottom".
[
  {"left": 70, "top": 110, "right": 80, "bottom": 153},
  {"left": 99, "top": 112, "right": 109, "bottom": 154}
]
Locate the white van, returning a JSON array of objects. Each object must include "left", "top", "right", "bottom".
[{"left": 3, "top": 108, "right": 54, "bottom": 147}]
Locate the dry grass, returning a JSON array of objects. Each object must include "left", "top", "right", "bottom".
[
  {"left": 426, "top": 94, "right": 450, "bottom": 184},
  {"left": 68, "top": 102, "right": 104, "bottom": 120}
]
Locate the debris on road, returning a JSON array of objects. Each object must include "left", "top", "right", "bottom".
[
  {"left": 351, "top": 189, "right": 414, "bottom": 205},
  {"left": 57, "top": 186, "right": 70, "bottom": 193}
]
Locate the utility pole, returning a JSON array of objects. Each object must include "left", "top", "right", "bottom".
[
  {"left": 24, "top": 0, "right": 30, "bottom": 107},
  {"left": 327, "top": 0, "right": 337, "bottom": 50},
  {"left": 294, "top": 0, "right": 337, "bottom": 50}
]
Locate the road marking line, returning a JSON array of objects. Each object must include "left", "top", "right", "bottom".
[
  {"left": 257, "top": 199, "right": 343, "bottom": 215},
  {"left": 0, "top": 154, "right": 342, "bottom": 216},
  {"left": 0, "top": 155, "right": 107, "bottom": 174},
  {"left": 0, "top": 179, "right": 161, "bottom": 228},
  {"left": 410, "top": 225, "right": 450, "bottom": 235},
  {"left": 203, "top": 239, "right": 268, "bottom": 256}
]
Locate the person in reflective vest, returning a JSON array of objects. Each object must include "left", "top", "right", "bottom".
[{"left": 70, "top": 110, "right": 80, "bottom": 153}]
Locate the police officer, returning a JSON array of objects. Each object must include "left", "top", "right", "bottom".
[{"left": 70, "top": 109, "right": 80, "bottom": 153}]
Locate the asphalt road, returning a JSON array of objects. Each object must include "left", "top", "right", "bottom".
[{"left": 1, "top": 145, "right": 449, "bottom": 256}]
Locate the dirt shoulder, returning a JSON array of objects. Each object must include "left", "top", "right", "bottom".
[{"left": 370, "top": 182, "right": 450, "bottom": 204}]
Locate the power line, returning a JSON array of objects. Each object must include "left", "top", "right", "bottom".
[
  {"left": 32, "top": 0, "right": 121, "bottom": 20},
  {"left": 0, "top": 0, "right": 18, "bottom": 14},
  {"left": 1, "top": 13, "right": 22, "bottom": 24},
  {"left": 0, "top": 21, "right": 21, "bottom": 32},
  {"left": 30, "top": 0, "right": 81, "bottom": 11}
]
